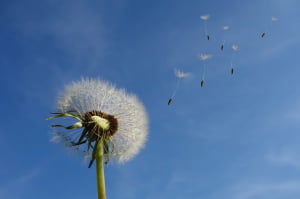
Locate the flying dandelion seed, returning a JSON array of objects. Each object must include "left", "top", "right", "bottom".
[
  {"left": 199, "top": 54, "right": 212, "bottom": 87},
  {"left": 232, "top": 45, "right": 239, "bottom": 51},
  {"left": 168, "top": 69, "right": 190, "bottom": 105},
  {"left": 46, "top": 78, "right": 148, "bottom": 199},
  {"left": 261, "top": 16, "right": 278, "bottom": 38},
  {"left": 199, "top": 54, "right": 212, "bottom": 61},
  {"left": 200, "top": 15, "right": 209, "bottom": 20},
  {"left": 200, "top": 15, "right": 210, "bottom": 40},
  {"left": 223, "top": 26, "right": 229, "bottom": 30},
  {"left": 220, "top": 26, "right": 229, "bottom": 51},
  {"left": 230, "top": 45, "right": 239, "bottom": 75},
  {"left": 175, "top": 69, "right": 190, "bottom": 78},
  {"left": 200, "top": 80, "right": 205, "bottom": 87}
]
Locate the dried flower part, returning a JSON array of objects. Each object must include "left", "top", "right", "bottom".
[
  {"left": 83, "top": 110, "right": 118, "bottom": 137},
  {"left": 48, "top": 78, "right": 148, "bottom": 165}
]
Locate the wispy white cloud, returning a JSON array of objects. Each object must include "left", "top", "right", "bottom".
[
  {"left": 231, "top": 180, "right": 300, "bottom": 199},
  {"left": 14, "top": 168, "right": 41, "bottom": 184},
  {"left": 165, "top": 171, "right": 191, "bottom": 191},
  {"left": 281, "top": 101, "right": 300, "bottom": 124},
  {"left": 141, "top": 170, "right": 204, "bottom": 199},
  {"left": 266, "top": 147, "right": 300, "bottom": 169},
  {"left": 261, "top": 99, "right": 300, "bottom": 129},
  {"left": 13, "top": 1, "right": 110, "bottom": 70},
  {"left": 0, "top": 168, "right": 41, "bottom": 199},
  {"left": 259, "top": 36, "right": 300, "bottom": 59}
]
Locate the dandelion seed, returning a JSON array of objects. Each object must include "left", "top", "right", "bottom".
[
  {"left": 221, "top": 26, "right": 229, "bottom": 51},
  {"left": 199, "top": 54, "right": 212, "bottom": 61},
  {"left": 46, "top": 78, "right": 148, "bottom": 199},
  {"left": 232, "top": 45, "right": 239, "bottom": 51},
  {"left": 271, "top": 17, "right": 278, "bottom": 21},
  {"left": 200, "top": 14, "right": 211, "bottom": 40},
  {"left": 200, "top": 80, "right": 205, "bottom": 87},
  {"left": 220, "top": 44, "right": 224, "bottom": 51},
  {"left": 230, "top": 45, "right": 239, "bottom": 75},
  {"left": 168, "top": 69, "right": 190, "bottom": 105},
  {"left": 175, "top": 69, "right": 190, "bottom": 78},
  {"left": 223, "top": 26, "right": 229, "bottom": 30},
  {"left": 199, "top": 54, "right": 212, "bottom": 87},
  {"left": 261, "top": 16, "right": 278, "bottom": 38},
  {"left": 200, "top": 15, "right": 210, "bottom": 20}
]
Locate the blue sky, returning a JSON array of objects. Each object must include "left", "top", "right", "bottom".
[{"left": 1, "top": 0, "right": 300, "bottom": 198}]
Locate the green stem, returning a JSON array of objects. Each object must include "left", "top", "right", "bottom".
[{"left": 96, "top": 139, "right": 106, "bottom": 199}]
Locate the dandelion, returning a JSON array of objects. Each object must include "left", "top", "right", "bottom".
[
  {"left": 200, "top": 14, "right": 211, "bottom": 40},
  {"left": 230, "top": 44, "right": 240, "bottom": 75},
  {"left": 198, "top": 54, "right": 212, "bottom": 87},
  {"left": 261, "top": 16, "right": 278, "bottom": 38},
  {"left": 46, "top": 78, "right": 148, "bottom": 199},
  {"left": 168, "top": 69, "right": 190, "bottom": 105},
  {"left": 220, "top": 26, "right": 229, "bottom": 51}
]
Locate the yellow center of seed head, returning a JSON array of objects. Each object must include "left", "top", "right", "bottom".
[{"left": 91, "top": 115, "right": 110, "bottom": 130}]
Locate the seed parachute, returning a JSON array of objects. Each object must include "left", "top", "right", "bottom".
[
  {"left": 167, "top": 69, "right": 190, "bottom": 105},
  {"left": 261, "top": 16, "right": 278, "bottom": 38},
  {"left": 220, "top": 26, "right": 229, "bottom": 51},
  {"left": 199, "top": 54, "right": 212, "bottom": 87},
  {"left": 200, "top": 15, "right": 211, "bottom": 40},
  {"left": 230, "top": 44, "right": 239, "bottom": 75}
]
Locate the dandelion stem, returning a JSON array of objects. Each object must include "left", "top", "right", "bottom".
[{"left": 96, "top": 139, "right": 106, "bottom": 199}]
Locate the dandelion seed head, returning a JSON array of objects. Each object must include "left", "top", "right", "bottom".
[
  {"left": 199, "top": 54, "right": 212, "bottom": 61},
  {"left": 52, "top": 78, "right": 148, "bottom": 164},
  {"left": 200, "top": 15, "right": 210, "bottom": 20},
  {"left": 174, "top": 69, "right": 190, "bottom": 78},
  {"left": 271, "top": 17, "right": 278, "bottom": 21}
]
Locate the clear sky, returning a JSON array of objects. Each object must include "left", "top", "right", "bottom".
[{"left": 1, "top": 0, "right": 300, "bottom": 198}]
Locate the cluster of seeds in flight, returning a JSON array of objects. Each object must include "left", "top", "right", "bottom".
[{"left": 167, "top": 15, "right": 278, "bottom": 105}]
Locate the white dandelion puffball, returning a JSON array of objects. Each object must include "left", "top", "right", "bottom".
[
  {"left": 52, "top": 78, "right": 148, "bottom": 164},
  {"left": 232, "top": 45, "right": 239, "bottom": 51},
  {"left": 200, "top": 15, "right": 210, "bottom": 20},
  {"left": 174, "top": 69, "right": 190, "bottom": 78},
  {"left": 271, "top": 16, "right": 278, "bottom": 21},
  {"left": 199, "top": 54, "right": 212, "bottom": 61}
]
